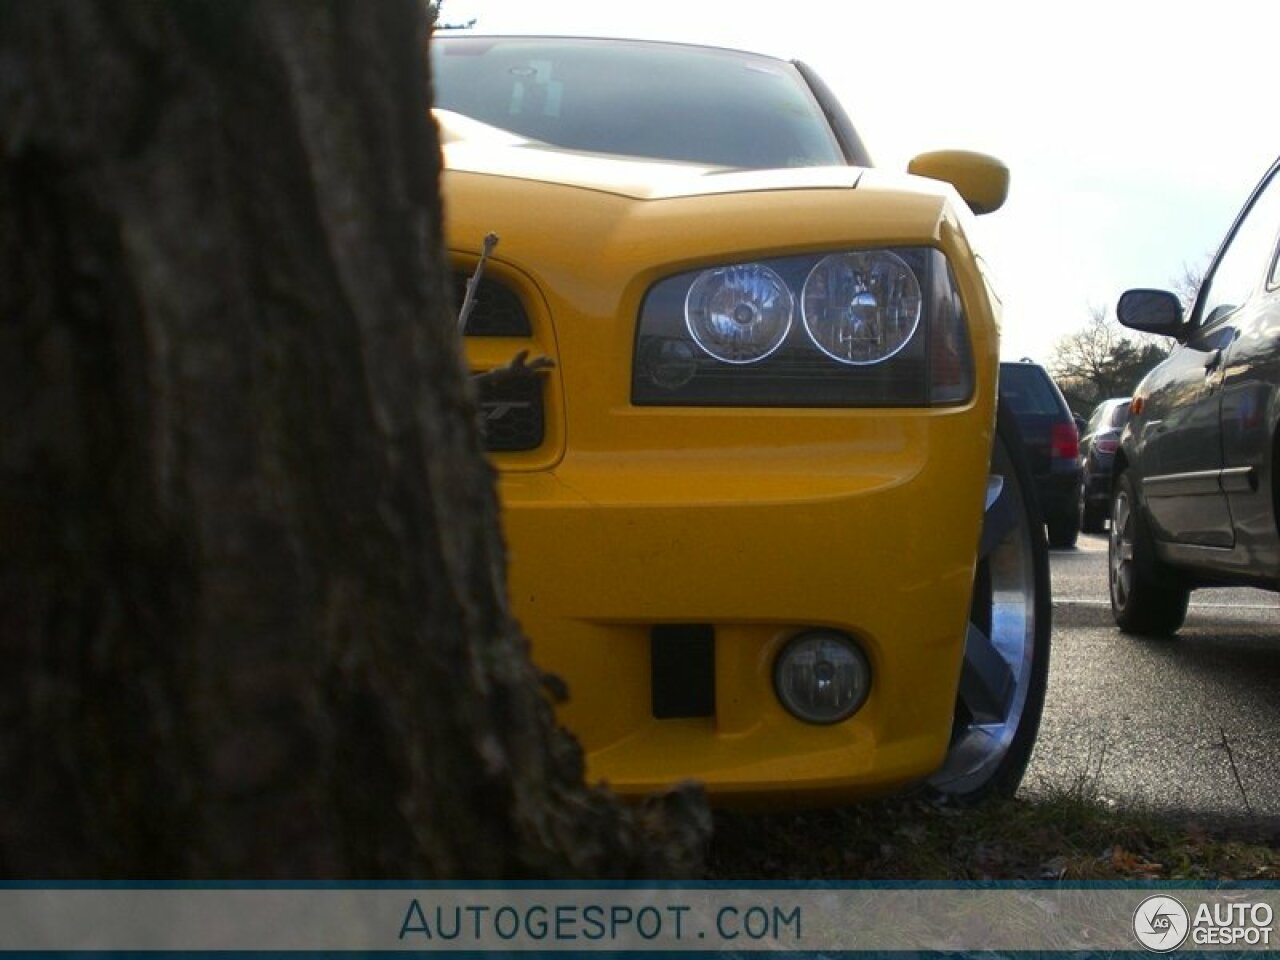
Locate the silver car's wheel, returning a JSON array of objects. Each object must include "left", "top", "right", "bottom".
[
  {"left": 1109, "top": 482, "right": 1137, "bottom": 610},
  {"left": 1109, "top": 469, "right": 1188, "bottom": 635},
  {"left": 928, "top": 402, "right": 1051, "bottom": 802}
]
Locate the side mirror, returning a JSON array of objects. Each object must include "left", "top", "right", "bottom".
[
  {"left": 1116, "top": 289, "right": 1184, "bottom": 337},
  {"left": 908, "top": 150, "right": 1009, "bottom": 215}
]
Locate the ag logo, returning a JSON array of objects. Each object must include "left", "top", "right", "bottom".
[{"left": 1133, "top": 895, "right": 1190, "bottom": 952}]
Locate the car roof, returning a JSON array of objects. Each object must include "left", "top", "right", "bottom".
[{"left": 432, "top": 32, "right": 792, "bottom": 63}]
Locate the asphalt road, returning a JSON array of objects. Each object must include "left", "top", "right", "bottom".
[{"left": 1020, "top": 531, "right": 1280, "bottom": 823}]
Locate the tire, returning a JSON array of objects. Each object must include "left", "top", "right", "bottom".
[
  {"left": 1079, "top": 484, "right": 1106, "bottom": 534},
  {"left": 1047, "top": 503, "right": 1079, "bottom": 549},
  {"left": 927, "top": 400, "right": 1051, "bottom": 803},
  {"left": 1109, "top": 469, "right": 1189, "bottom": 635}
]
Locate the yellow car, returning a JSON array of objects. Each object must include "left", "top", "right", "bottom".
[{"left": 435, "top": 36, "right": 1049, "bottom": 805}]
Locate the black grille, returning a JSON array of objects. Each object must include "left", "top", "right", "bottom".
[
  {"left": 475, "top": 375, "right": 545, "bottom": 452},
  {"left": 651, "top": 625, "right": 716, "bottom": 719},
  {"left": 454, "top": 274, "right": 531, "bottom": 337}
]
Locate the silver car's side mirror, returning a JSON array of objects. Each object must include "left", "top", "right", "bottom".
[{"left": 1117, "top": 289, "right": 1184, "bottom": 337}]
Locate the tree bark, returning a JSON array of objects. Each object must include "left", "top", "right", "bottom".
[{"left": 0, "top": 0, "right": 707, "bottom": 879}]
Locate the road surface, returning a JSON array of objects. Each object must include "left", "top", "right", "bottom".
[{"left": 1021, "top": 532, "right": 1280, "bottom": 823}]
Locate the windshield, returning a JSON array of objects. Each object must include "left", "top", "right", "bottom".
[
  {"left": 432, "top": 36, "right": 847, "bottom": 170},
  {"left": 1104, "top": 401, "right": 1131, "bottom": 429},
  {"left": 999, "top": 364, "right": 1067, "bottom": 417}
]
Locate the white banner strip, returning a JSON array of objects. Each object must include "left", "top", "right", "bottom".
[{"left": 0, "top": 888, "right": 1275, "bottom": 952}]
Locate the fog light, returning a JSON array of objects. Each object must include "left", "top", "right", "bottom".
[{"left": 774, "top": 631, "right": 870, "bottom": 725}]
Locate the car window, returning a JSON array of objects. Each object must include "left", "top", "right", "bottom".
[
  {"left": 999, "top": 364, "right": 1063, "bottom": 416},
  {"left": 1105, "top": 402, "right": 1130, "bottom": 429},
  {"left": 433, "top": 37, "right": 846, "bottom": 169},
  {"left": 1198, "top": 167, "right": 1280, "bottom": 326}
]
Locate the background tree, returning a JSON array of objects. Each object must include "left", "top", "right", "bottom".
[
  {"left": 1171, "top": 257, "right": 1210, "bottom": 313},
  {"left": 0, "top": 0, "right": 706, "bottom": 878},
  {"left": 1049, "top": 307, "right": 1169, "bottom": 415},
  {"left": 426, "top": 1, "right": 476, "bottom": 30},
  {"left": 1049, "top": 256, "right": 1210, "bottom": 415}
]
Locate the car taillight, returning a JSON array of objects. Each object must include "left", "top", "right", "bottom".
[
  {"left": 1051, "top": 422, "right": 1079, "bottom": 461},
  {"left": 1097, "top": 437, "right": 1119, "bottom": 455}
]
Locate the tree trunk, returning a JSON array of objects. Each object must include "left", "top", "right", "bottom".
[{"left": 0, "top": 0, "right": 707, "bottom": 879}]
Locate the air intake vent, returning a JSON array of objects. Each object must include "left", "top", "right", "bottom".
[
  {"left": 475, "top": 375, "right": 545, "bottom": 452},
  {"left": 454, "top": 274, "right": 531, "bottom": 337},
  {"left": 651, "top": 625, "right": 716, "bottom": 719}
]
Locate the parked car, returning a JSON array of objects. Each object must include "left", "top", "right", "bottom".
[
  {"left": 1110, "top": 154, "right": 1280, "bottom": 635},
  {"left": 434, "top": 35, "right": 1050, "bottom": 803},
  {"left": 998, "top": 360, "right": 1082, "bottom": 547},
  {"left": 1078, "top": 397, "right": 1131, "bottom": 533}
]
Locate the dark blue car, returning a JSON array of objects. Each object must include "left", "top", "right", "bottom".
[
  {"left": 999, "top": 360, "right": 1082, "bottom": 548},
  {"left": 1078, "top": 397, "right": 1131, "bottom": 533}
]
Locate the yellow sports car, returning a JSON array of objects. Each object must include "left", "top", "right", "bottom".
[{"left": 434, "top": 35, "right": 1049, "bottom": 805}]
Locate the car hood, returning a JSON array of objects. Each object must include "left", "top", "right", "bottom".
[
  {"left": 437, "top": 108, "right": 863, "bottom": 200},
  {"left": 442, "top": 139, "right": 865, "bottom": 201},
  {"left": 441, "top": 111, "right": 1001, "bottom": 474},
  {"left": 439, "top": 107, "right": 977, "bottom": 315}
]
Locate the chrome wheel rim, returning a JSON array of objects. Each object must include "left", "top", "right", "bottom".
[
  {"left": 1110, "top": 487, "right": 1134, "bottom": 610},
  {"left": 928, "top": 432, "right": 1038, "bottom": 795}
]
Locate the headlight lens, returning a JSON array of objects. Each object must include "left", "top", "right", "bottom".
[
  {"left": 685, "top": 264, "right": 793, "bottom": 364},
  {"left": 801, "top": 251, "right": 921, "bottom": 365},
  {"left": 774, "top": 631, "right": 871, "bottom": 725},
  {"left": 633, "top": 247, "right": 972, "bottom": 407}
]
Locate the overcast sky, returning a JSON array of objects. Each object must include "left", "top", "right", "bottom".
[{"left": 435, "top": 0, "right": 1278, "bottom": 363}]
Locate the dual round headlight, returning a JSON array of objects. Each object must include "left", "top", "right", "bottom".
[
  {"left": 685, "top": 264, "right": 794, "bottom": 364},
  {"left": 684, "top": 252, "right": 922, "bottom": 367},
  {"left": 802, "top": 252, "right": 922, "bottom": 365}
]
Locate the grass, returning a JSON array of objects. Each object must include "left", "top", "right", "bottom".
[{"left": 706, "top": 772, "right": 1280, "bottom": 881}]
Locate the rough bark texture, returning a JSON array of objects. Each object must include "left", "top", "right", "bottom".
[{"left": 0, "top": 0, "right": 707, "bottom": 878}]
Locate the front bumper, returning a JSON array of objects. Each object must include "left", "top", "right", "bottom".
[
  {"left": 499, "top": 408, "right": 991, "bottom": 806},
  {"left": 446, "top": 160, "right": 1004, "bottom": 805}
]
